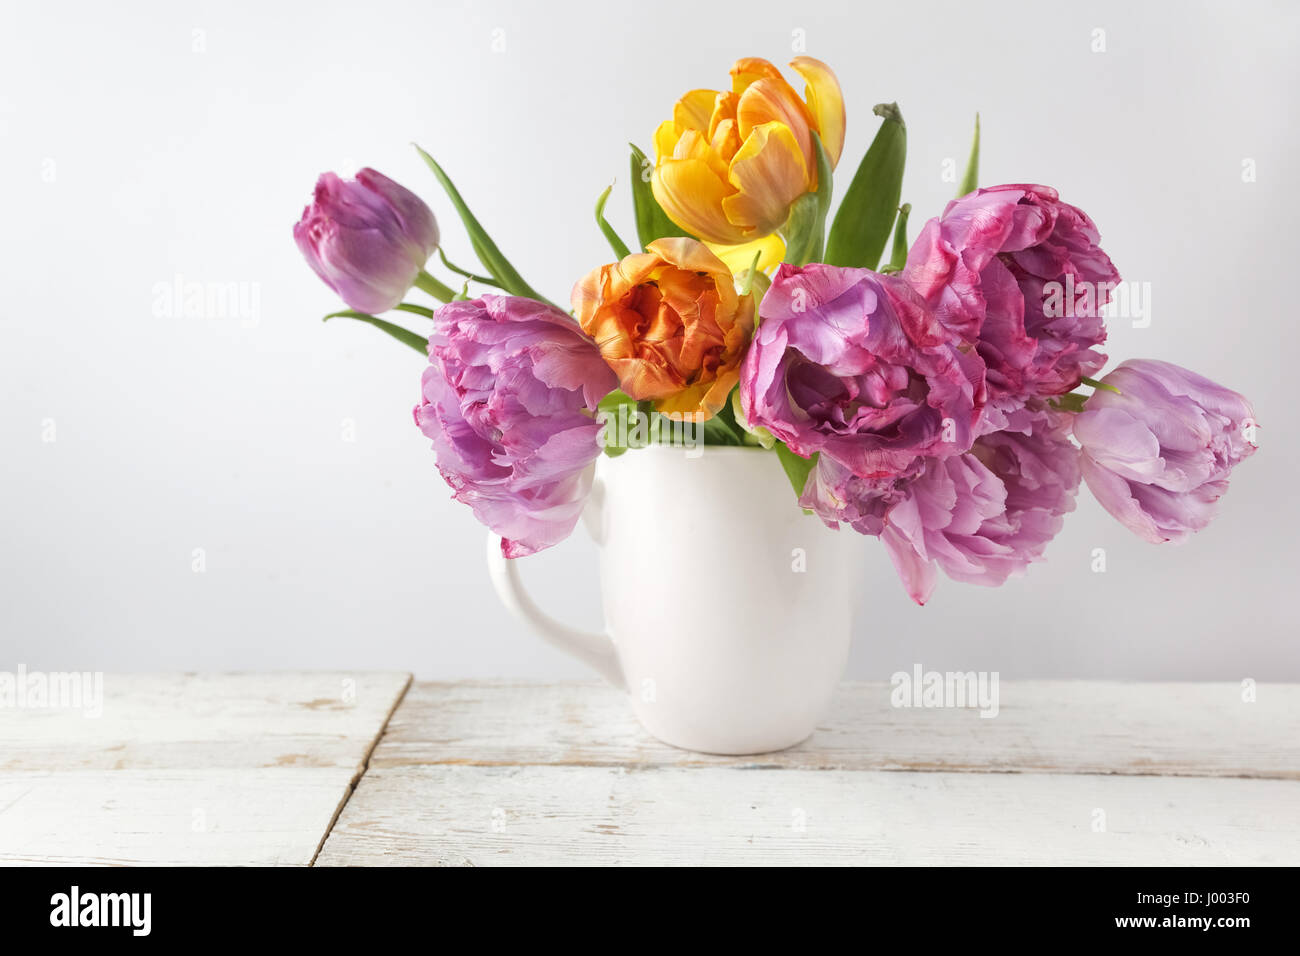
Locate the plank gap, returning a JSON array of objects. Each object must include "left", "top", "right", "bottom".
[{"left": 309, "top": 673, "right": 413, "bottom": 867}]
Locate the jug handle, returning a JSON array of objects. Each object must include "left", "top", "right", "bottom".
[{"left": 484, "top": 479, "right": 624, "bottom": 690}]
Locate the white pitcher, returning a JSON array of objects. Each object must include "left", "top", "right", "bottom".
[{"left": 486, "top": 444, "right": 860, "bottom": 754}]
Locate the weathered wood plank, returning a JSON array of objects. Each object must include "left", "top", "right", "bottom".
[
  {"left": 315, "top": 764, "right": 1300, "bottom": 867},
  {"left": 369, "top": 680, "right": 1300, "bottom": 779},
  {"left": 0, "top": 770, "right": 348, "bottom": 866},
  {"left": 0, "top": 672, "right": 411, "bottom": 771},
  {"left": 0, "top": 672, "right": 410, "bottom": 866}
]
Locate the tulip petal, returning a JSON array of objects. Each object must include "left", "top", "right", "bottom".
[
  {"left": 881, "top": 525, "right": 938, "bottom": 605},
  {"left": 1072, "top": 407, "right": 1164, "bottom": 483},
  {"left": 789, "top": 56, "right": 846, "bottom": 167},
  {"left": 706, "top": 235, "right": 786, "bottom": 275},
  {"left": 674, "top": 89, "right": 719, "bottom": 135},
  {"left": 647, "top": 235, "right": 732, "bottom": 277},
  {"left": 730, "top": 56, "right": 785, "bottom": 94},
  {"left": 736, "top": 78, "right": 815, "bottom": 177},
  {"left": 653, "top": 157, "right": 748, "bottom": 245},
  {"left": 652, "top": 120, "right": 680, "bottom": 163},
  {"left": 722, "top": 122, "right": 809, "bottom": 238},
  {"left": 707, "top": 91, "right": 739, "bottom": 141},
  {"left": 1080, "top": 453, "right": 1169, "bottom": 544}
]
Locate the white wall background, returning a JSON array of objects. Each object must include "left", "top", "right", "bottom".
[{"left": 2, "top": 0, "right": 1296, "bottom": 681}]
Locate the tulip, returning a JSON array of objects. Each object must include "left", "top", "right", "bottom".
[
  {"left": 651, "top": 57, "right": 845, "bottom": 246},
  {"left": 294, "top": 168, "right": 440, "bottom": 314},
  {"left": 739, "top": 262, "right": 985, "bottom": 480},
  {"left": 803, "top": 403, "right": 1080, "bottom": 605},
  {"left": 903, "top": 184, "right": 1120, "bottom": 400},
  {"left": 1072, "top": 360, "right": 1257, "bottom": 544},
  {"left": 572, "top": 237, "right": 755, "bottom": 422},
  {"left": 413, "top": 296, "right": 618, "bottom": 558}
]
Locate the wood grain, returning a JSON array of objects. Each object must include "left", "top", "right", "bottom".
[
  {"left": 369, "top": 680, "right": 1300, "bottom": 779},
  {"left": 316, "top": 765, "right": 1300, "bottom": 867},
  {"left": 0, "top": 672, "right": 410, "bottom": 866},
  {"left": 315, "top": 680, "right": 1300, "bottom": 866}
]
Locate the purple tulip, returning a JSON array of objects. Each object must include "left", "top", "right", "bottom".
[
  {"left": 1072, "top": 360, "right": 1257, "bottom": 544},
  {"left": 294, "top": 168, "right": 439, "bottom": 314},
  {"left": 414, "top": 295, "right": 618, "bottom": 558},
  {"left": 904, "top": 184, "right": 1120, "bottom": 400},
  {"left": 739, "top": 263, "right": 985, "bottom": 480},
  {"left": 804, "top": 403, "right": 1080, "bottom": 605}
]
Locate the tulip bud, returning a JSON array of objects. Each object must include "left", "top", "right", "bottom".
[{"left": 294, "top": 168, "right": 439, "bottom": 314}]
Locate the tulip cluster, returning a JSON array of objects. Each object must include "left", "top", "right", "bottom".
[{"left": 295, "top": 55, "right": 1258, "bottom": 599}]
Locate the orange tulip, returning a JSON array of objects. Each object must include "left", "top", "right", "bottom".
[
  {"left": 651, "top": 56, "right": 846, "bottom": 246},
  {"left": 572, "top": 238, "right": 756, "bottom": 421}
]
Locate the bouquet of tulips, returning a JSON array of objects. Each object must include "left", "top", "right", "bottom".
[{"left": 295, "top": 56, "right": 1258, "bottom": 605}]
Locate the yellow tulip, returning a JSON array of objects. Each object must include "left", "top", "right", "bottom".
[{"left": 651, "top": 56, "right": 846, "bottom": 247}]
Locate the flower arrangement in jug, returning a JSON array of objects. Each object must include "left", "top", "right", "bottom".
[{"left": 294, "top": 56, "right": 1259, "bottom": 604}]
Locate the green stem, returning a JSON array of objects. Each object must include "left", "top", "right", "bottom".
[
  {"left": 438, "top": 248, "right": 500, "bottom": 288},
  {"left": 957, "top": 113, "right": 980, "bottom": 198},
  {"left": 414, "top": 269, "right": 455, "bottom": 303},
  {"left": 1080, "top": 375, "right": 1121, "bottom": 395}
]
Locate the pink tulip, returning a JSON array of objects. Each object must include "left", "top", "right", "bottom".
[
  {"left": 294, "top": 168, "right": 439, "bottom": 314},
  {"left": 1073, "top": 360, "right": 1257, "bottom": 543}
]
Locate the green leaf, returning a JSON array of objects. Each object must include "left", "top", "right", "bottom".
[
  {"left": 884, "top": 202, "right": 912, "bottom": 273},
  {"left": 780, "top": 132, "right": 834, "bottom": 267},
  {"left": 413, "top": 144, "right": 554, "bottom": 305},
  {"left": 731, "top": 388, "right": 775, "bottom": 448},
  {"left": 394, "top": 302, "right": 436, "bottom": 318},
  {"left": 701, "top": 395, "right": 745, "bottom": 445},
  {"left": 323, "top": 311, "right": 427, "bottom": 354},
  {"left": 775, "top": 443, "right": 818, "bottom": 500},
  {"left": 1051, "top": 392, "right": 1088, "bottom": 413},
  {"left": 738, "top": 248, "right": 763, "bottom": 297},
  {"left": 597, "top": 388, "right": 635, "bottom": 413},
  {"left": 956, "top": 112, "right": 980, "bottom": 198},
  {"left": 595, "top": 184, "right": 633, "bottom": 260},
  {"left": 779, "top": 193, "right": 821, "bottom": 268},
  {"left": 629, "top": 143, "right": 689, "bottom": 250},
  {"left": 824, "top": 102, "right": 907, "bottom": 270},
  {"left": 596, "top": 389, "right": 635, "bottom": 457},
  {"left": 438, "top": 248, "right": 501, "bottom": 288}
]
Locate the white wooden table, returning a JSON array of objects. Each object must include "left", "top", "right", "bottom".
[
  {"left": 0, "top": 672, "right": 410, "bottom": 866},
  {"left": 3, "top": 676, "right": 1297, "bottom": 866}
]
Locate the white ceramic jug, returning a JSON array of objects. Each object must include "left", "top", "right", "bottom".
[{"left": 486, "top": 444, "right": 859, "bottom": 754}]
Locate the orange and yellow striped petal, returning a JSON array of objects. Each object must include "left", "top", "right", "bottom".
[
  {"left": 789, "top": 56, "right": 846, "bottom": 167},
  {"left": 721, "top": 122, "right": 809, "bottom": 237},
  {"left": 729, "top": 57, "right": 784, "bottom": 95}
]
